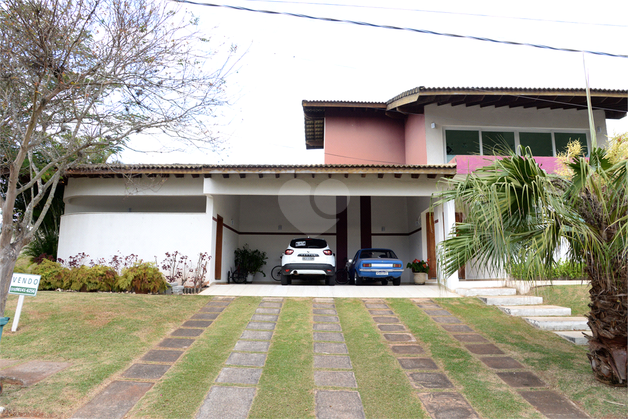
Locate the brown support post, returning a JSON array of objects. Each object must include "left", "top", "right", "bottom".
[
  {"left": 336, "top": 196, "right": 348, "bottom": 269},
  {"left": 360, "top": 196, "right": 372, "bottom": 249}
]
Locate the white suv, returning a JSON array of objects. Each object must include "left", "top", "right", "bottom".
[{"left": 280, "top": 238, "right": 336, "bottom": 286}]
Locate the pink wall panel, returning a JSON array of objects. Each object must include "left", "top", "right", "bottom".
[
  {"left": 324, "top": 113, "right": 405, "bottom": 165},
  {"left": 404, "top": 114, "right": 426, "bottom": 165}
]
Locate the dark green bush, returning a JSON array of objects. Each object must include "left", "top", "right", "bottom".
[
  {"left": 32, "top": 259, "right": 68, "bottom": 290},
  {"left": 117, "top": 262, "right": 166, "bottom": 294}
]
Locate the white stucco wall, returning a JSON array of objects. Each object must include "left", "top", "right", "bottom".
[{"left": 57, "top": 212, "right": 213, "bottom": 269}]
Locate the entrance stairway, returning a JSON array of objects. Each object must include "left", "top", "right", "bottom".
[{"left": 456, "top": 287, "right": 590, "bottom": 345}]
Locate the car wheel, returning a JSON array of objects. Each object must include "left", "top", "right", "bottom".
[
  {"left": 355, "top": 275, "right": 363, "bottom": 286},
  {"left": 327, "top": 275, "right": 335, "bottom": 286},
  {"left": 392, "top": 277, "right": 401, "bottom": 286},
  {"left": 281, "top": 274, "right": 290, "bottom": 286},
  {"left": 381, "top": 279, "right": 388, "bottom": 286}
]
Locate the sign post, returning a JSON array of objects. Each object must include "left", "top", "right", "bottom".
[{"left": 9, "top": 273, "right": 40, "bottom": 332}]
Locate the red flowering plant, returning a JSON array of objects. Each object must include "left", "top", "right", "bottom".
[{"left": 406, "top": 259, "right": 429, "bottom": 273}]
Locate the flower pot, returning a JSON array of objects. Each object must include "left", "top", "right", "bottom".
[{"left": 413, "top": 272, "right": 427, "bottom": 285}]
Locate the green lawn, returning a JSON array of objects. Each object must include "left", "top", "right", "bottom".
[{"left": 0, "top": 290, "right": 625, "bottom": 419}]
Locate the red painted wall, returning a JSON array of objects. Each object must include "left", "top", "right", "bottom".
[{"left": 323, "top": 110, "right": 406, "bottom": 165}]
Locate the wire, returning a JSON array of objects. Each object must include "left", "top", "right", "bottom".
[
  {"left": 173, "top": 0, "right": 628, "bottom": 59},
  {"left": 237, "top": 0, "right": 628, "bottom": 28}
]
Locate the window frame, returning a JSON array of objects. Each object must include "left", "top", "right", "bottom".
[{"left": 444, "top": 127, "right": 589, "bottom": 161}]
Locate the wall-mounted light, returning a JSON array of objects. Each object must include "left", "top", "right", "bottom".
[
  {"left": 278, "top": 225, "right": 282, "bottom": 231},
  {"left": 231, "top": 219, "right": 234, "bottom": 226},
  {"left": 381, "top": 226, "right": 385, "bottom": 232},
  {"left": 430, "top": 122, "right": 436, "bottom": 129},
  {"left": 596, "top": 126, "right": 602, "bottom": 133}
]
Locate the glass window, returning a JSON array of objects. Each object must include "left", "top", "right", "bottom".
[
  {"left": 445, "top": 130, "right": 480, "bottom": 161},
  {"left": 555, "top": 132, "right": 588, "bottom": 156},
  {"left": 519, "top": 132, "right": 553, "bottom": 156},
  {"left": 481, "top": 131, "right": 515, "bottom": 156}
]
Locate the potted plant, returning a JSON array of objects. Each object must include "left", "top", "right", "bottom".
[
  {"left": 234, "top": 244, "right": 267, "bottom": 282},
  {"left": 406, "top": 259, "right": 429, "bottom": 285}
]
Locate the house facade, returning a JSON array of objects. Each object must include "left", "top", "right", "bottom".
[{"left": 57, "top": 87, "right": 627, "bottom": 290}]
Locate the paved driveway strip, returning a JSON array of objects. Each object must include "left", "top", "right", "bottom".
[
  {"left": 196, "top": 297, "right": 283, "bottom": 419},
  {"left": 70, "top": 297, "right": 235, "bottom": 419},
  {"left": 313, "top": 298, "right": 366, "bottom": 419},
  {"left": 411, "top": 299, "right": 590, "bottom": 419},
  {"left": 363, "top": 299, "right": 478, "bottom": 419}
]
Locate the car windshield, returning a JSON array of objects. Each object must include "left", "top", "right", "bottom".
[
  {"left": 360, "top": 249, "right": 397, "bottom": 259},
  {"left": 290, "top": 238, "right": 328, "bottom": 249}
]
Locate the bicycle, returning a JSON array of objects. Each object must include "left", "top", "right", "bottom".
[
  {"left": 334, "top": 258, "right": 351, "bottom": 285},
  {"left": 271, "top": 255, "right": 283, "bottom": 282},
  {"left": 227, "top": 266, "right": 248, "bottom": 284}
]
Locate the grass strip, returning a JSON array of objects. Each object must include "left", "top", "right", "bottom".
[
  {"left": 1, "top": 292, "right": 208, "bottom": 418},
  {"left": 389, "top": 298, "right": 542, "bottom": 419},
  {"left": 129, "top": 296, "right": 260, "bottom": 419},
  {"left": 249, "top": 298, "right": 315, "bottom": 418},
  {"left": 336, "top": 298, "right": 427, "bottom": 419},
  {"left": 527, "top": 284, "right": 591, "bottom": 316},
  {"left": 438, "top": 297, "right": 627, "bottom": 419}
]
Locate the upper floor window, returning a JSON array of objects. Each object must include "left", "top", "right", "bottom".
[{"left": 445, "top": 129, "right": 588, "bottom": 162}]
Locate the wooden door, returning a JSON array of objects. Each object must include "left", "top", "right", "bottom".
[
  {"left": 455, "top": 212, "right": 466, "bottom": 280},
  {"left": 426, "top": 212, "right": 437, "bottom": 278},
  {"left": 215, "top": 215, "right": 223, "bottom": 279}
]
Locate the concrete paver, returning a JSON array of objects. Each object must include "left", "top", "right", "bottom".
[
  {"left": 314, "top": 342, "right": 349, "bottom": 354},
  {"left": 452, "top": 334, "right": 489, "bottom": 343},
  {"left": 314, "top": 371, "right": 358, "bottom": 388},
  {"left": 409, "top": 372, "right": 454, "bottom": 389},
  {"left": 233, "top": 340, "right": 271, "bottom": 352},
  {"left": 519, "top": 390, "right": 591, "bottom": 419},
  {"left": 496, "top": 371, "right": 547, "bottom": 388},
  {"left": 397, "top": 358, "right": 439, "bottom": 370},
  {"left": 465, "top": 344, "right": 505, "bottom": 355},
  {"left": 215, "top": 367, "right": 263, "bottom": 385},
  {"left": 171, "top": 328, "right": 204, "bottom": 337},
  {"left": 240, "top": 330, "right": 273, "bottom": 340},
  {"left": 314, "top": 355, "right": 352, "bottom": 369},
  {"left": 158, "top": 338, "right": 195, "bottom": 349},
  {"left": 71, "top": 381, "right": 153, "bottom": 419},
  {"left": 121, "top": 363, "right": 170, "bottom": 380},
  {"left": 226, "top": 352, "right": 267, "bottom": 367},
  {"left": 315, "top": 390, "right": 366, "bottom": 419},
  {"left": 391, "top": 344, "right": 425, "bottom": 355},
  {"left": 313, "top": 323, "right": 342, "bottom": 331},
  {"left": 417, "top": 392, "right": 480, "bottom": 419},
  {"left": 141, "top": 349, "right": 183, "bottom": 363},
  {"left": 479, "top": 357, "right": 524, "bottom": 369},
  {"left": 196, "top": 386, "right": 256, "bottom": 419},
  {"left": 313, "top": 332, "right": 345, "bottom": 342}
]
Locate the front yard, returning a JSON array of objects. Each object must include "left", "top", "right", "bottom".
[{"left": 0, "top": 288, "right": 625, "bottom": 418}]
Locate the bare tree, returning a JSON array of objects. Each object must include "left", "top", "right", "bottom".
[{"left": 0, "top": 0, "right": 234, "bottom": 315}]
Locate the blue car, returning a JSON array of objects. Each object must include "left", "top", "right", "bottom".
[{"left": 347, "top": 248, "right": 404, "bottom": 286}]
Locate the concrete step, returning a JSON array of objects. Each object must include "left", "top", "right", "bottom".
[
  {"left": 498, "top": 305, "right": 571, "bottom": 317},
  {"left": 523, "top": 317, "right": 589, "bottom": 331},
  {"left": 478, "top": 295, "right": 543, "bottom": 306},
  {"left": 456, "top": 288, "right": 517, "bottom": 297},
  {"left": 554, "top": 331, "right": 589, "bottom": 345}
]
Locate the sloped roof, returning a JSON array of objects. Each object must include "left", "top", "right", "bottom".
[
  {"left": 303, "top": 86, "right": 628, "bottom": 149},
  {"left": 65, "top": 163, "right": 457, "bottom": 178}
]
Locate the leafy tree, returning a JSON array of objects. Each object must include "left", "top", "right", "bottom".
[
  {"left": 0, "top": 0, "right": 234, "bottom": 316},
  {"left": 434, "top": 133, "right": 627, "bottom": 386}
]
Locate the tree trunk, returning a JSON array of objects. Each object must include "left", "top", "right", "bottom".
[
  {"left": 586, "top": 275, "right": 627, "bottom": 386},
  {"left": 0, "top": 244, "right": 22, "bottom": 317}
]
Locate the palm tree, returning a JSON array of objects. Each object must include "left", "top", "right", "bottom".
[{"left": 434, "top": 137, "right": 627, "bottom": 386}]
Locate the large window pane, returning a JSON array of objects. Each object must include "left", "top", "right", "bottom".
[
  {"left": 482, "top": 131, "right": 515, "bottom": 156},
  {"left": 445, "top": 130, "right": 480, "bottom": 162},
  {"left": 555, "top": 132, "right": 588, "bottom": 156},
  {"left": 520, "top": 132, "right": 553, "bottom": 156}
]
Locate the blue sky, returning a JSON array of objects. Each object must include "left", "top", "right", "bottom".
[{"left": 120, "top": 0, "right": 628, "bottom": 164}]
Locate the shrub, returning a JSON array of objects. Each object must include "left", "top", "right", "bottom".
[
  {"left": 117, "top": 262, "right": 167, "bottom": 294},
  {"left": 65, "top": 265, "right": 119, "bottom": 292},
  {"left": 14, "top": 255, "right": 36, "bottom": 274},
  {"left": 32, "top": 259, "right": 68, "bottom": 290}
]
